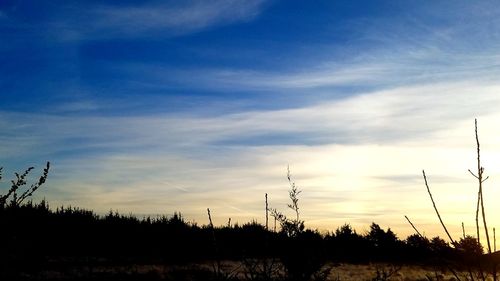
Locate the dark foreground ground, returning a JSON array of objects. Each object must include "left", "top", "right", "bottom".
[{"left": 2, "top": 260, "right": 471, "bottom": 281}]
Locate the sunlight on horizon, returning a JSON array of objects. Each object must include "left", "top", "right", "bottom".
[{"left": 29, "top": 115, "right": 500, "bottom": 245}]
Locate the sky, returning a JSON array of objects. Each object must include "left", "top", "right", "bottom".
[{"left": 2, "top": 0, "right": 500, "bottom": 242}]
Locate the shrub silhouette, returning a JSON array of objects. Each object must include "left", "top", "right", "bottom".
[
  {"left": 0, "top": 162, "right": 50, "bottom": 208},
  {"left": 269, "top": 166, "right": 329, "bottom": 281},
  {"left": 366, "top": 223, "right": 403, "bottom": 261}
]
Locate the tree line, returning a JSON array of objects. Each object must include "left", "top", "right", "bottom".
[{"left": 0, "top": 200, "right": 482, "bottom": 265}]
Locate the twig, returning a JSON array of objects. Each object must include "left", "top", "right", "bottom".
[
  {"left": 476, "top": 174, "right": 482, "bottom": 247},
  {"left": 405, "top": 214, "right": 463, "bottom": 281},
  {"left": 422, "top": 170, "right": 456, "bottom": 245},
  {"left": 207, "top": 208, "right": 221, "bottom": 276},
  {"left": 265, "top": 193, "right": 269, "bottom": 231},
  {"left": 17, "top": 162, "right": 50, "bottom": 205},
  {"left": 493, "top": 242, "right": 499, "bottom": 281},
  {"left": 0, "top": 167, "right": 34, "bottom": 207},
  {"left": 462, "top": 222, "right": 466, "bottom": 239},
  {"left": 495, "top": 228, "right": 497, "bottom": 252},
  {"left": 405, "top": 215, "right": 423, "bottom": 238},
  {"left": 477, "top": 119, "right": 492, "bottom": 254},
  {"left": 287, "top": 165, "right": 301, "bottom": 223},
  {"left": 207, "top": 208, "right": 214, "bottom": 228}
]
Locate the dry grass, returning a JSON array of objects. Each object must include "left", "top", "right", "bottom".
[
  {"left": 326, "top": 263, "right": 460, "bottom": 281},
  {"left": 6, "top": 259, "right": 483, "bottom": 280},
  {"left": 153, "top": 262, "right": 473, "bottom": 281}
]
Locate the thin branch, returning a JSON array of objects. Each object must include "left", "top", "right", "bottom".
[
  {"left": 0, "top": 166, "right": 34, "bottom": 207},
  {"left": 422, "top": 170, "right": 456, "bottom": 245},
  {"left": 207, "top": 208, "right": 222, "bottom": 276},
  {"left": 462, "top": 222, "right": 466, "bottom": 239},
  {"left": 207, "top": 208, "right": 214, "bottom": 229},
  {"left": 265, "top": 193, "right": 269, "bottom": 231},
  {"left": 476, "top": 179, "right": 482, "bottom": 247},
  {"left": 474, "top": 119, "right": 483, "bottom": 251},
  {"left": 405, "top": 213, "right": 463, "bottom": 280},
  {"left": 494, "top": 227, "right": 497, "bottom": 252},
  {"left": 474, "top": 118, "right": 492, "bottom": 254},
  {"left": 405, "top": 215, "right": 423, "bottom": 238},
  {"left": 286, "top": 165, "right": 301, "bottom": 222},
  {"left": 469, "top": 169, "right": 479, "bottom": 179},
  {"left": 481, "top": 176, "right": 489, "bottom": 183},
  {"left": 17, "top": 162, "right": 50, "bottom": 205},
  {"left": 406, "top": 214, "right": 462, "bottom": 281}
]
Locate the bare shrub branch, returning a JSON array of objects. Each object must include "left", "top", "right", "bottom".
[
  {"left": 472, "top": 119, "right": 492, "bottom": 254},
  {"left": 0, "top": 162, "right": 50, "bottom": 208},
  {"left": 422, "top": 170, "right": 456, "bottom": 245},
  {"left": 405, "top": 215, "right": 423, "bottom": 238}
]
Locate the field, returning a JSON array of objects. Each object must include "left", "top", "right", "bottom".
[{"left": 22, "top": 261, "right": 470, "bottom": 281}]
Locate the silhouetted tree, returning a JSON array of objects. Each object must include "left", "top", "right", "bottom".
[
  {"left": 366, "top": 223, "right": 402, "bottom": 261},
  {"left": 457, "top": 235, "right": 483, "bottom": 256},
  {"left": 405, "top": 234, "right": 431, "bottom": 261}
]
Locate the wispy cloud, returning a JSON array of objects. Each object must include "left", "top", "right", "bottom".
[
  {"left": 2, "top": 81, "right": 498, "bottom": 160},
  {"left": 43, "top": 0, "right": 268, "bottom": 40},
  {"left": 55, "top": 100, "right": 101, "bottom": 113},
  {"left": 154, "top": 50, "right": 500, "bottom": 94},
  {"left": 118, "top": 1, "right": 500, "bottom": 95},
  {"left": 2, "top": 76, "right": 500, "bottom": 235}
]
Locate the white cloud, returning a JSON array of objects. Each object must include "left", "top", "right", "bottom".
[
  {"left": 3, "top": 80, "right": 498, "bottom": 159},
  {"left": 121, "top": 1, "right": 500, "bottom": 95},
  {"left": 165, "top": 51, "right": 500, "bottom": 93},
  {"left": 97, "top": 1, "right": 263, "bottom": 32},
  {"left": 52, "top": 0, "right": 267, "bottom": 40},
  {"left": 2, "top": 78, "right": 500, "bottom": 240}
]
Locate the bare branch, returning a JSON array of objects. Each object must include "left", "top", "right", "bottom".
[
  {"left": 207, "top": 208, "right": 214, "bottom": 229},
  {"left": 422, "top": 170, "right": 456, "bottom": 245},
  {"left": 476, "top": 184, "right": 482, "bottom": 247},
  {"left": 468, "top": 169, "right": 479, "bottom": 179},
  {"left": 17, "top": 162, "right": 50, "bottom": 205},
  {"left": 286, "top": 166, "right": 301, "bottom": 222},
  {"left": 0, "top": 166, "right": 34, "bottom": 207},
  {"left": 494, "top": 227, "right": 497, "bottom": 252},
  {"left": 481, "top": 176, "right": 489, "bottom": 183},
  {"left": 265, "top": 193, "right": 269, "bottom": 231},
  {"left": 405, "top": 215, "right": 423, "bottom": 238},
  {"left": 474, "top": 118, "right": 492, "bottom": 254}
]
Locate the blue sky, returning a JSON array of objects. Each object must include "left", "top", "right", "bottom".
[{"left": 2, "top": 0, "right": 500, "bottom": 239}]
